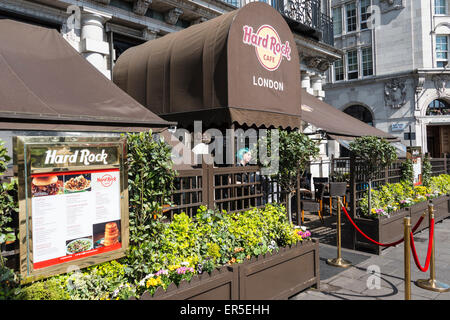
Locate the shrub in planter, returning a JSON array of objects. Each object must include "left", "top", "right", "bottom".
[
  {"left": 18, "top": 277, "right": 69, "bottom": 300},
  {"left": 128, "top": 204, "right": 311, "bottom": 298},
  {"left": 360, "top": 174, "right": 450, "bottom": 219}
]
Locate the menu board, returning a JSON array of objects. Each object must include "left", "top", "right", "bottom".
[
  {"left": 407, "top": 146, "right": 422, "bottom": 186},
  {"left": 31, "top": 169, "right": 121, "bottom": 269},
  {"left": 14, "top": 136, "right": 129, "bottom": 281}
]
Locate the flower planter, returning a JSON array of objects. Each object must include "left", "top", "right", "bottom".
[
  {"left": 408, "top": 200, "right": 429, "bottom": 233},
  {"left": 430, "top": 194, "right": 450, "bottom": 223},
  {"left": 343, "top": 209, "right": 409, "bottom": 255},
  {"left": 132, "top": 239, "right": 320, "bottom": 300},
  {"left": 343, "top": 197, "right": 450, "bottom": 255}
]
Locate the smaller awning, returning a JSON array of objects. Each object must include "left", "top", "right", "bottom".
[
  {"left": 0, "top": 19, "right": 174, "bottom": 132},
  {"left": 301, "top": 90, "right": 397, "bottom": 141}
]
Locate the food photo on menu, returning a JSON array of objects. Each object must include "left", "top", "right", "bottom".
[
  {"left": 31, "top": 175, "right": 63, "bottom": 197},
  {"left": 93, "top": 220, "right": 121, "bottom": 249},
  {"left": 64, "top": 173, "right": 91, "bottom": 193},
  {"left": 65, "top": 236, "right": 94, "bottom": 255}
]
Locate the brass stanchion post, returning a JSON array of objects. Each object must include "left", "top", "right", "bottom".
[
  {"left": 327, "top": 196, "right": 351, "bottom": 268},
  {"left": 404, "top": 216, "right": 411, "bottom": 300},
  {"left": 415, "top": 204, "right": 450, "bottom": 292}
]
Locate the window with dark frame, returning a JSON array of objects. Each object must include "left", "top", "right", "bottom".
[
  {"left": 362, "top": 47, "right": 373, "bottom": 76},
  {"left": 333, "top": 7, "right": 342, "bottom": 36},
  {"left": 334, "top": 59, "right": 344, "bottom": 81},
  {"left": 360, "top": 0, "right": 371, "bottom": 30},
  {"left": 426, "top": 99, "right": 450, "bottom": 115},
  {"left": 346, "top": 2, "right": 357, "bottom": 33},
  {"left": 435, "top": 0, "right": 448, "bottom": 14},
  {"left": 436, "top": 35, "right": 449, "bottom": 68},
  {"left": 347, "top": 50, "right": 358, "bottom": 79}
]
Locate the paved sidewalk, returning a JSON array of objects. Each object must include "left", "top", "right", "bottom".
[{"left": 291, "top": 217, "right": 450, "bottom": 300}]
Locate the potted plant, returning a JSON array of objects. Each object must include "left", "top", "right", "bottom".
[{"left": 257, "top": 129, "right": 320, "bottom": 223}]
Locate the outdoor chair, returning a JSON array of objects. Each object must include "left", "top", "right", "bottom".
[
  {"left": 313, "top": 177, "right": 330, "bottom": 215},
  {"left": 327, "top": 182, "right": 348, "bottom": 213},
  {"left": 300, "top": 199, "right": 323, "bottom": 224}
]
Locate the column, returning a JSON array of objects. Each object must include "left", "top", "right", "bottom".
[
  {"left": 301, "top": 70, "right": 314, "bottom": 95},
  {"left": 311, "top": 74, "right": 325, "bottom": 100},
  {"left": 80, "top": 8, "right": 112, "bottom": 79}
]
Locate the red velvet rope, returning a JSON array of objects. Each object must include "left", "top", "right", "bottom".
[
  {"left": 341, "top": 205, "right": 425, "bottom": 247},
  {"left": 410, "top": 218, "right": 434, "bottom": 272}
]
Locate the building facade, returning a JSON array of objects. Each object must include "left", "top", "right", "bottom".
[{"left": 324, "top": 0, "right": 450, "bottom": 157}]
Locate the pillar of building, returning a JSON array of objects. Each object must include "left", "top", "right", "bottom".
[
  {"left": 80, "top": 7, "right": 112, "bottom": 79},
  {"left": 301, "top": 70, "right": 314, "bottom": 95},
  {"left": 311, "top": 74, "right": 325, "bottom": 100}
]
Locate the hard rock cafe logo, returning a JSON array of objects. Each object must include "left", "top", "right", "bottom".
[
  {"left": 97, "top": 174, "right": 116, "bottom": 187},
  {"left": 242, "top": 24, "right": 291, "bottom": 71}
]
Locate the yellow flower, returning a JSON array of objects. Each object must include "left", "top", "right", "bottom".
[
  {"left": 146, "top": 277, "right": 162, "bottom": 288},
  {"left": 168, "top": 264, "right": 181, "bottom": 271}
]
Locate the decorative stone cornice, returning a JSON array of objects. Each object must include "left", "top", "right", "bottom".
[
  {"left": 384, "top": 78, "right": 407, "bottom": 109},
  {"left": 165, "top": 7, "right": 183, "bottom": 25},
  {"left": 191, "top": 17, "right": 207, "bottom": 25},
  {"left": 143, "top": 27, "right": 158, "bottom": 40},
  {"left": 432, "top": 75, "right": 449, "bottom": 97},
  {"left": 133, "top": 0, "right": 152, "bottom": 16},
  {"left": 415, "top": 75, "right": 426, "bottom": 94},
  {"left": 379, "top": 0, "right": 405, "bottom": 13},
  {"left": 302, "top": 56, "right": 332, "bottom": 73}
]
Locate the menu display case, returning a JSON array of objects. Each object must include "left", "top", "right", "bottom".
[{"left": 14, "top": 136, "right": 129, "bottom": 281}]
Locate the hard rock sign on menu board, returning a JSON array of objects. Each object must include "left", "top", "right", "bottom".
[{"left": 14, "top": 136, "right": 129, "bottom": 281}]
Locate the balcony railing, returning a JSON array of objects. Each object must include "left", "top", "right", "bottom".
[{"left": 221, "top": 0, "right": 334, "bottom": 47}]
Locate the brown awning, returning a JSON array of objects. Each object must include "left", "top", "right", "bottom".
[
  {"left": 301, "top": 90, "right": 397, "bottom": 140},
  {"left": 0, "top": 19, "right": 174, "bottom": 132},
  {"left": 113, "top": 2, "right": 302, "bottom": 130}
]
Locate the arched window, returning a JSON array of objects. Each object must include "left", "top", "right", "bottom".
[
  {"left": 343, "top": 105, "right": 373, "bottom": 126},
  {"left": 426, "top": 99, "right": 450, "bottom": 115}
]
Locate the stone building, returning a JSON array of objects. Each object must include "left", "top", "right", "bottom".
[{"left": 324, "top": 0, "right": 450, "bottom": 157}]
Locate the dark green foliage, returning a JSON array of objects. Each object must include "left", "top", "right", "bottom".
[
  {"left": 401, "top": 158, "right": 414, "bottom": 186},
  {"left": 349, "top": 136, "right": 398, "bottom": 180},
  {"left": 0, "top": 140, "right": 16, "bottom": 248},
  {"left": 18, "top": 278, "right": 69, "bottom": 300},
  {"left": 276, "top": 130, "right": 320, "bottom": 193},
  {"left": 125, "top": 130, "right": 177, "bottom": 245},
  {"left": 422, "top": 154, "right": 433, "bottom": 187}
]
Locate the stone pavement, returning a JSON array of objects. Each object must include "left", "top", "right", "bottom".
[{"left": 290, "top": 216, "right": 450, "bottom": 300}]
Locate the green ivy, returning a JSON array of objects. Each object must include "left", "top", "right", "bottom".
[
  {"left": 125, "top": 130, "right": 177, "bottom": 245},
  {"left": 401, "top": 159, "right": 414, "bottom": 186},
  {"left": 422, "top": 154, "right": 433, "bottom": 187}
]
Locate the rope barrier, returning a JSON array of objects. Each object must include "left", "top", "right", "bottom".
[
  {"left": 409, "top": 218, "right": 434, "bottom": 272},
  {"left": 341, "top": 205, "right": 425, "bottom": 247}
]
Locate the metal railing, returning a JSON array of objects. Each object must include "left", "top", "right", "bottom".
[{"left": 221, "top": 0, "right": 334, "bottom": 46}]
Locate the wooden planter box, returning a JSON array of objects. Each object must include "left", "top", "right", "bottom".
[
  {"left": 343, "top": 209, "right": 409, "bottom": 255},
  {"left": 430, "top": 194, "right": 450, "bottom": 223},
  {"left": 408, "top": 200, "right": 429, "bottom": 233},
  {"left": 343, "top": 198, "right": 450, "bottom": 255},
  {"left": 133, "top": 239, "right": 319, "bottom": 300},
  {"left": 238, "top": 239, "right": 320, "bottom": 300},
  {"left": 136, "top": 265, "right": 239, "bottom": 300}
]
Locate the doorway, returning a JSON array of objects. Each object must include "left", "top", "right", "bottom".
[{"left": 427, "top": 125, "right": 450, "bottom": 157}]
